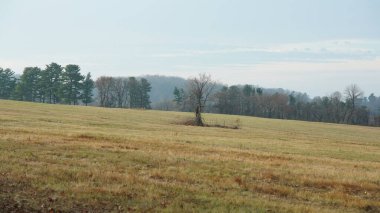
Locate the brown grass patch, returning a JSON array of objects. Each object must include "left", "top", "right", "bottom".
[
  {"left": 252, "top": 184, "right": 292, "bottom": 197},
  {"left": 76, "top": 134, "right": 99, "bottom": 140},
  {"left": 302, "top": 178, "right": 380, "bottom": 194},
  {"left": 260, "top": 170, "right": 280, "bottom": 182},
  {"left": 175, "top": 117, "right": 241, "bottom": 129},
  {"left": 117, "top": 145, "right": 139, "bottom": 150},
  {"left": 234, "top": 177, "right": 244, "bottom": 186}
]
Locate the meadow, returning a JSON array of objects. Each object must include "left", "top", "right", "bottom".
[{"left": 0, "top": 100, "right": 379, "bottom": 212}]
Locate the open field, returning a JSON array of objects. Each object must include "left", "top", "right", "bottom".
[{"left": 0, "top": 100, "right": 379, "bottom": 212}]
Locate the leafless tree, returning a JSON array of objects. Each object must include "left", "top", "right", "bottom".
[
  {"left": 330, "top": 91, "right": 343, "bottom": 123},
  {"left": 95, "top": 76, "right": 113, "bottom": 107},
  {"left": 112, "top": 77, "right": 128, "bottom": 108},
  {"left": 188, "top": 73, "right": 216, "bottom": 126},
  {"left": 345, "top": 84, "right": 363, "bottom": 110},
  {"left": 344, "top": 84, "right": 363, "bottom": 123}
]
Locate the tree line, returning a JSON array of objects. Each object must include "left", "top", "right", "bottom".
[
  {"left": 0, "top": 63, "right": 95, "bottom": 105},
  {"left": 173, "top": 81, "right": 380, "bottom": 127},
  {"left": 95, "top": 76, "right": 151, "bottom": 109},
  {"left": 0, "top": 63, "right": 151, "bottom": 109},
  {"left": 1, "top": 66, "right": 379, "bottom": 127}
]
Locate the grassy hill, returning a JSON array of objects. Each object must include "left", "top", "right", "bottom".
[{"left": 0, "top": 100, "right": 379, "bottom": 212}]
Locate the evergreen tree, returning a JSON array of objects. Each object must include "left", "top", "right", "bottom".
[
  {"left": 139, "top": 78, "right": 151, "bottom": 109},
  {"left": 82, "top": 72, "right": 95, "bottom": 106},
  {"left": 42, "top": 63, "right": 63, "bottom": 103},
  {"left": 14, "top": 67, "right": 42, "bottom": 101},
  {"left": 173, "top": 87, "right": 184, "bottom": 105},
  {"left": 61, "top": 65, "right": 84, "bottom": 105},
  {"left": 242, "top": 85, "right": 253, "bottom": 97},
  {"left": 256, "top": 87, "right": 263, "bottom": 96},
  {"left": 128, "top": 77, "right": 140, "bottom": 108},
  {"left": 0, "top": 68, "right": 16, "bottom": 99}
]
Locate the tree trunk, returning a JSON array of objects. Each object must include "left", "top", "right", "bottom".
[{"left": 195, "top": 105, "right": 203, "bottom": 126}]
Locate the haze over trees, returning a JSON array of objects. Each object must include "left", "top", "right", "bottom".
[
  {"left": 209, "top": 84, "right": 377, "bottom": 126},
  {"left": 173, "top": 77, "right": 380, "bottom": 127},
  {"left": 144, "top": 75, "right": 187, "bottom": 104}
]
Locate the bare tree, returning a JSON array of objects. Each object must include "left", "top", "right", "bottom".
[
  {"left": 112, "top": 77, "right": 128, "bottom": 108},
  {"left": 95, "top": 76, "right": 113, "bottom": 107},
  {"left": 188, "top": 73, "right": 216, "bottom": 126},
  {"left": 345, "top": 84, "right": 363, "bottom": 110},
  {"left": 344, "top": 84, "right": 363, "bottom": 123},
  {"left": 330, "top": 91, "right": 343, "bottom": 123}
]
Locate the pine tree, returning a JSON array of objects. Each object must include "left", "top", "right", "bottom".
[
  {"left": 82, "top": 72, "right": 95, "bottom": 106},
  {"left": 14, "top": 67, "right": 42, "bottom": 102},
  {"left": 139, "top": 78, "right": 151, "bottom": 109},
  {"left": 0, "top": 68, "right": 16, "bottom": 99},
  {"left": 173, "top": 87, "right": 182, "bottom": 104},
  {"left": 42, "top": 63, "right": 63, "bottom": 104},
  {"left": 128, "top": 77, "right": 139, "bottom": 108},
  {"left": 173, "top": 86, "right": 185, "bottom": 110},
  {"left": 61, "top": 65, "right": 84, "bottom": 105}
]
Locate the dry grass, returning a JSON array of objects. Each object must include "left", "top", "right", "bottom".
[
  {"left": 0, "top": 100, "right": 379, "bottom": 212},
  {"left": 176, "top": 117, "right": 241, "bottom": 129}
]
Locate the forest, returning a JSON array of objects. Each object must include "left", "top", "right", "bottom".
[
  {"left": 172, "top": 84, "right": 380, "bottom": 126},
  {"left": 1, "top": 63, "right": 379, "bottom": 126},
  {"left": 0, "top": 63, "right": 151, "bottom": 109}
]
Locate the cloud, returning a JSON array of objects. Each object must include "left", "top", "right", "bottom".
[
  {"left": 151, "top": 39, "right": 380, "bottom": 64},
  {"left": 172, "top": 56, "right": 380, "bottom": 77},
  {"left": 252, "top": 58, "right": 380, "bottom": 73},
  {"left": 166, "top": 57, "right": 380, "bottom": 97}
]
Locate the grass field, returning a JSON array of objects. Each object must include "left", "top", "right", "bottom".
[{"left": 0, "top": 100, "right": 379, "bottom": 212}]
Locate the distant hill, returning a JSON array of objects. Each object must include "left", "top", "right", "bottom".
[
  {"left": 141, "top": 75, "right": 188, "bottom": 103},
  {"left": 141, "top": 75, "right": 310, "bottom": 105}
]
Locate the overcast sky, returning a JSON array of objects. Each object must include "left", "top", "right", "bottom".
[{"left": 0, "top": 0, "right": 379, "bottom": 97}]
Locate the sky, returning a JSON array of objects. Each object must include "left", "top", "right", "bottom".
[{"left": 0, "top": 0, "right": 379, "bottom": 97}]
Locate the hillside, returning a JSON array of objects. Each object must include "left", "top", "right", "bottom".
[
  {"left": 0, "top": 100, "right": 379, "bottom": 212},
  {"left": 141, "top": 75, "right": 309, "bottom": 105},
  {"left": 142, "top": 75, "right": 188, "bottom": 103}
]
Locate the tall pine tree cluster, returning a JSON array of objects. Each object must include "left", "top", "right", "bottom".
[{"left": 0, "top": 63, "right": 94, "bottom": 105}]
